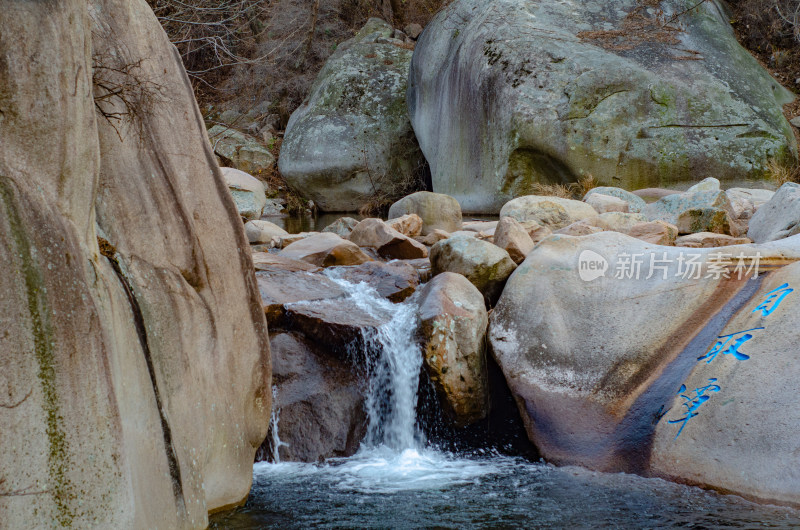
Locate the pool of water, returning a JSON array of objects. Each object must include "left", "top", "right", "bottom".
[{"left": 210, "top": 448, "right": 800, "bottom": 529}]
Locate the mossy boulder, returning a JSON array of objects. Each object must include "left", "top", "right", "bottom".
[
  {"left": 430, "top": 235, "right": 516, "bottom": 304},
  {"left": 409, "top": 0, "right": 798, "bottom": 213},
  {"left": 280, "top": 18, "right": 424, "bottom": 212}
]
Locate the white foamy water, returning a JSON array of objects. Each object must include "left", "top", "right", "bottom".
[
  {"left": 218, "top": 272, "right": 800, "bottom": 528},
  {"left": 258, "top": 272, "right": 502, "bottom": 492}
]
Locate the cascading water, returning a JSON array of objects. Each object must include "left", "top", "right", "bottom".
[
  {"left": 329, "top": 274, "right": 424, "bottom": 451},
  {"left": 216, "top": 274, "right": 800, "bottom": 528}
]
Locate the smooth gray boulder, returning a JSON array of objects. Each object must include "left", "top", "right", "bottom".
[
  {"left": 584, "top": 193, "right": 629, "bottom": 214},
  {"left": 585, "top": 187, "right": 647, "bottom": 213},
  {"left": 747, "top": 183, "right": 800, "bottom": 243},
  {"left": 279, "top": 18, "right": 424, "bottom": 212},
  {"left": 418, "top": 272, "right": 489, "bottom": 427},
  {"left": 488, "top": 231, "right": 800, "bottom": 479},
  {"left": 500, "top": 195, "right": 598, "bottom": 229},
  {"left": 408, "top": 0, "right": 797, "bottom": 213},
  {"left": 245, "top": 219, "right": 289, "bottom": 244},
  {"left": 388, "top": 191, "right": 462, "bottom": 235},
  {"left": 430, "top": 235, "right": 516, "bottom": 304}
]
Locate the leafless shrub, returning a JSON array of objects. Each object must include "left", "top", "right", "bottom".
[
  {"left": 92, "top": 53, "right": 166, "bottom": 141},
  {"left": 730, "top": 0, "right": 800, "bottom": 86},
  {"left": 146, "top": 0, "right": 268, "bottom": 91}
]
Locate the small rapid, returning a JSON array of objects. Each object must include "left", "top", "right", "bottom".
[{"left": 211, "top": 272, "right": 800, "bottom": 529}]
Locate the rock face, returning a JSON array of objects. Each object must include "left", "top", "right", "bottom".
[
  {"left": 0, "top": 0, "right": 270, "bottom": 527},
  {"left": 408, "top": 0, "right": 797, "bottom": 213},
  {"left": 265, "top": 333, "right": 366, "bottom": 462},
  {"left": 418, "top": 273, "right": 489, "bottom": 426},
  {"left": 279, "top": 18, "right": 424, "bottom": 212},
  {"left": 747, "top": 183, "right": 800, "bottom": 243},
  {"left": 651, "top": 262, "right": 800, "bottom": 507},
  {"left": 388, "top": 191, "right": 462, "bottom": 235},
  {"left": 280, "top": 232, "right": 372, "bottom": 267},
  {"left": 348, "top": 218, "right": 428, "bottom": 259},
  {"left": 488, "top": 231, "right": 800, "bottom": 486},
  {"left": 430, "top": 235, "right": 517, "bottom": 304},
  {"left": 221, "top": 167, "right": 268, "bottom": 220},
  {"left": 500, "top": 196, "right": 597, "bottom": 229},
  {"left": 209, "top": 125, "right": 275, "bottom": 176}
]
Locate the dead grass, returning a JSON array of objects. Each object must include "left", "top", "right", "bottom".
[
  {"left": 528, "top": 183, "right": 575, "bottom": 199},
  {"left": 574, "top": 174, "right": 599, "bottom": 198},
  {"left": 577, "top": 0, "right": 708, "bottom": 53},
  {"left": 767, "top": 158, "right": 800, "bottom": 185},
  {"left": 527, "top": 174, "right": 600, "bottom": 200}
]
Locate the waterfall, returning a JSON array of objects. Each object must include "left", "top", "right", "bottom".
[
  {"left": 268, "top": 385, "right": 288, "bottom": 463},
  {"left": 325, "top": 274, "right": 423, "bottom": 451}
]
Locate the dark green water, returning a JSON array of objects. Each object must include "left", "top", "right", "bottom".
[{"left": 211, "top": 449, "right": 800, "bottom": 529}]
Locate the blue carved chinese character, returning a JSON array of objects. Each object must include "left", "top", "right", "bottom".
[
  {"left": 753, "top": 283, "right": 793, "bottom": 317},
  {"left": 697, "top": 328, "right": 764, "bottom": 364},
  {"left": 668, "top": 379, "right": 721, "bottom": 439}
]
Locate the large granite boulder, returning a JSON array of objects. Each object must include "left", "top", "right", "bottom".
[
  {"left": 0, "top": 0, "right": 270, "bottom": 526},
  {"left": 651, "top": 262, "right": 800, "bottom": 507},
  {"left": 259, "top": 333, "right": 366, "bottom": 462},
  {"left": 418, "top": 273, "right": 489, "bottom": 426},
  {"left": 408, "top": 0, "right": 797, "bottom": 213},
  {"left": 488, "top": 231, "right": 800, "bottom": 477},
  {"left": 747, "top": 183, "right": 800, "bottom": 243},
  {"left": 430, "top": 235, "right": 517, "bottom": 304},
  {"left": 279, "top": 18, "right": 424, "bottom": 212},
  {"left": 322, "top": 217, "right": 360, "bottom": 238},
  {"left": 388, "top": 191, "right": 463, "bottom": 235}
]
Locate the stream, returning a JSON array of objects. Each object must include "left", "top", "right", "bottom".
[{"left": 212, "top": 238, "right": 800, "bottom": 529}]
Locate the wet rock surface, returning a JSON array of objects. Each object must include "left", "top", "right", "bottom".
[{"left": 258, "top": 333, "right": 366, "bottom": 463}]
